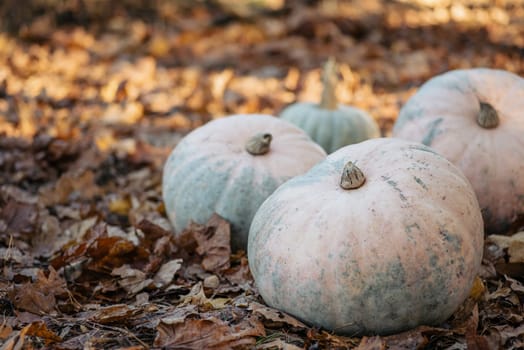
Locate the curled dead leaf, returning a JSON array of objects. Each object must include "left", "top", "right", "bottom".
[
  {"left": 154, "top": 314, "right": 265, "bottom": 349},
  {"left": 112, "top": 264, "right": 152, "bottom": 295},
  {"left": 488, "top": 232, "right": 524, "bottom": 263},
  {"left": 89, "top": 304, "right": 140, "bottom": 325},
  {"left": 0, "top": 199, "right": 37, "bottom": 235},
  {"left": 9, "top": 267, "right": 67, "bottom": 315},
  {"left": 153, "top": 259, "right": 183, "bottom": 288},
  {"left": 191, "top": 214, "right": 231, "bottom": 273},
  {"left": 249, "top": 302, "right": 307, "bottom": 330},
  {"left": 24, "top": 322, "right": 62, "bottom": 345},
  {"left": 356, "top": 336, "right": 385, "bottom": 350}
]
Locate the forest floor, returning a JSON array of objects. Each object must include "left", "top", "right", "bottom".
[{"left": 0, "top": 0, "right": 523, "bottom": 349}]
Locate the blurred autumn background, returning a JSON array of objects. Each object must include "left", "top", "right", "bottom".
[{"left": 0, "top": 0, "right": 523, "bottom": 349}]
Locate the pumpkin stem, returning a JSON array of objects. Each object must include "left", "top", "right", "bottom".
[
  {"left": 245, "top": 133, "right": 272, "bottom": 155},
  {"left": 477, "top": 102, "right": 499, "bottom": 129},
  {"left": 340, "top": 161, "right": 365, "bottom": 190},
  {"left": 319, "top": 57, "right": 339, "bottom": 110}
]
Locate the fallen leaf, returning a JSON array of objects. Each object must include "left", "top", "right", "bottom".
[
  {"left": 23, "top": 321, "right": 62, "bottom": 345},
  {"left": 135, "top": 218, "right": 174, "bottom": 249},
  {"left": 102, "top": 102, "right": 143, "bottom": 125},
  {"left": 306, "top": 328, "right": 360, "bottom": 349},
  {"left": 491, "top": 324, "right": 524, "bottom": 349},
  {"left": 180, "top": 282, "right": 213, "bottom": 309},
  {"left": 154, "top": 315, "right": 265, "bottom": 349},
  {"left": 39, "top": 170, "right": 102, "bottom": 206},
  {"left": 257, "top": 339, "right": 304, "bottom": 349},
  {"left": 508, "top": 235, "right": 524, "bottom": 263},
  {"left": 0, "top": 323, "right": 13, "bottom": 340},
  {"left": 160, "top": 304, "right": 199, "bottom": 325},
  {"left": 487, "top": 232, "right": 523, "bottom": 249},
  {"left": 108, "top": 196, "right": 132, "bottom": 216},
  {"left": 462, "top": 304, "right": 490, "bottom": 350},
  {"left": 0, "top": 199, "right": 37, "bottom": 235},
  {"left": 249, "top": 302, "right": 308, "bottom": 330},
  {"left": 356, "top": 336, "right": 386, "bottom": 350},
  {"left": 153, "top": 259, "right": 183, "bottom": 288},
  {"left": 192, "top": 214, "right": 231, "bottom": 273},
  {"left": 0, "top": 330, "right": 25, "bottom": 350},
  {"left": 506, "top": 276, "right": 524, "bottom": 294},
  {"left": 380, "top": 326, "right": 429, "bottom": 349},
  {"left": 10, "top": 267, "right": 67, "bottom": 315},
  {"left": 469, "top": 276, "right": 486, "bottom": 301},
  {"left": 89, "top": 304, "right": 140, "bottom": 325},
  {"left": 203, "top": 274, "right": 220, "bottom": 289},
  {"left": 112, "top": 264, "right": 152, "bottom": 294},
  {"left": 223, "top": 256, "right": 252, "bottom": 286},
  {"left": 30, "top": 209, "right": 62, "bottom": 257}
]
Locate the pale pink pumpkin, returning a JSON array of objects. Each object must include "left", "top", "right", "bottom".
[
  {"left": 393, "top": 68, "right": 524, "bottom": 234},
  {"left": 162, "top": 114, "right": 326, "bottom": 251},
  {"left": 248, "top": 138, "right": 484, "bottom": 335}
]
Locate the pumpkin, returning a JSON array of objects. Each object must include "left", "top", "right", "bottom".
[
  {"left": 162, "top": 114, "right": 326, "bottom": 251},
  {"left": 247, "top": 138, "right": 483, "bottom": 335},
  {"left": 279, "top": 58, "right": 380, "bottom": 153},
  {"left": 393, "top": 68, "right": 524, "bottom": 234}
]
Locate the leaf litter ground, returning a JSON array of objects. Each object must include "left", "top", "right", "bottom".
[{"left": 0, "top": 0, "right": 523, "bottom": 349}]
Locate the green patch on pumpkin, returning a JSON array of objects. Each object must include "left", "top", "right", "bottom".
[
  {"left": 413, "top": 176, "right": 428, "bottom": 190},
  {"left": 421, "top": 118, "right": 443, "bottom": 145}
]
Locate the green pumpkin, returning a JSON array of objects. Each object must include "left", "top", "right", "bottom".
[
  {"left": 162, "top": 114, "right": 326, "bottom": 251},
  {"left": 280, "top": 59, "right": 380, "bottom": 153}
]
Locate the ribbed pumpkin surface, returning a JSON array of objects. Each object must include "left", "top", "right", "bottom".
[
  {"left": 280, "top": 103, "right": 380, "bottom": 153},
  {"left": 248, "top": 138, "right": 483, "bottom": 335},
  {"left": 162, "top": 114, "right": 326, "bottom": 251},
  {"left": 393, "top": 68, "right": 524, "bottom": 234}
]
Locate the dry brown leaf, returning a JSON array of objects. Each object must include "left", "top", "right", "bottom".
[
  {"left": 203, "top": 274, "right": 220, "bottom": 289},
  {"left": 507, "top": 276, "right": 524, "bottom": 294},
  {"left": 154, "top": 315, "right": 265, "bottom": 349},
  {"left": 488, "top": 232, "right": 524, "bottom": 263},
  {"left": 0, "top": 199, "right": 37, "bottom": 235},
  {"left": 223, "top": 256, "right": 253, "bottom": 286},
  {"left": 108, "top": 196, "right": 132, "bottom": 216},
  {"left": 180, "top": 282, "right": 213, "bottom": 309},
  {"left": 24, "top": 322, "right": 62, "bottom": 345},
  {"left": 0, "top": 323, "right": 13, "bottom": 340},
  {"left": 160, "top": 305, "right": 199, "bottom": 325},
  {"left": 490, "top": 324, "right": 524, "bottom": 349},
  {"left": 249, "top": 302, "right": 308, "bottom": 330},
  {"left": 89, "top": 304, "right": 140, "bottom": 325},
  {"left": 153, "top": 259, "right": 183, "bottom": 288},
  {"left": 380, "top": 327, "right": 428, "bottom": 349},
  {"left": 14, "top": 311, "right": 43, "bottom": 324},
  {"left": 306, "top": 328, "right": 360, "bottom": 348},
  {"left": 102, "top": 102, "right": 144, "bottom": 125},
  {"left": 256, "top": 338, "right": 304, "bottom": 350},
  {"left": 30, "top": 209, "right": 62, "bottom": 257},
  {"left": 13, "top": 291, "right": 55, "bottom": 315},
  {"left": 112, "top": 264, "right": 152, "bottom": 294},
  {"left": 192, "top": 214, "right": 231, "bottom": 273},
  {"left": 39, "top": 170, "right": 102, "bottom": 206},
  {"left": 135, "top": 218, "right": 174, "bottom": 248},
  {"left": 0, "top": 330, "right": 25, "bottom": 350},
  {"left": 463, "top": 305, "right": 491, "bottom": 350},
  {"left": 356, "top": 336, "right": 386, "bottom": 350},
  {"left": 469, "top": 276, "right": 486, "bottom": 301},
  {"left": 10, "top": 267, "right": 67, "bottom": 315},
  {"left": 508, "top": 236, "right": 524, "bottom": 263}
]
